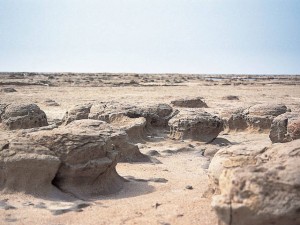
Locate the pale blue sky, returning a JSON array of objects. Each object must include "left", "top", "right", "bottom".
[{"left": 0, "top": 0, "right": 299, "bottom": 74}]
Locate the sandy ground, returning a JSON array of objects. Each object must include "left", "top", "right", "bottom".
[{"left": 0, "top": 74, "right": 300, "bottom": 225}]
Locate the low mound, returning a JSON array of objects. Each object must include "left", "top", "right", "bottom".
[
  {"left": 168, "top": 109, "right": 223, "bottom": 142},
  {"left": 0, "top": 87, "right": 17, "bottom": 93},
  {"left": 171, "top": 97, "right": 208, "bottom": 108},
  {"left": 1, "top": 103, "right": 48, "bottom": 130}
]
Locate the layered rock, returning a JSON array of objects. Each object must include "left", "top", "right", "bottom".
[
  {"left": 27, "top": 120, "right": 125, "bottom": 198},
  {"left": 212, "top": 139, "right": 300, "bottom": 225},
  {"left": 0, "top": 120, "right": 129, "bottom": 198},
  {"left": 269, "top": 112, "right": 300, "bottom": 143},
  {"left": 171, "top": 97, "right": 208, "bottom": 108},
  {"left": 0, "top": 139, "right": 61, "bottom": 197},
  {"left": 1, "top": 103, "right": 48, "bottom": 130},
  {"left": 168, "top": 110, "right": 223, "bottom": 142},
  {"left": 228, "top": 103, "right": 287, "bottom": 131}
]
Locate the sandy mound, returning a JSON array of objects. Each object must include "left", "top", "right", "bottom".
[{"left": 171, "top": 97, "right": 208, "bottom": 108}]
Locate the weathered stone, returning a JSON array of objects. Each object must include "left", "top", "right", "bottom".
[
  {"left": 168, "top": 110, "right": 223, "bottom": 142},
  {"left": 27, "top": 120, "right": 125, "bottom": 198},
  {"left": 62, "top": 103, "right": 92, "bottom": 125},
  {"left": 1, "top": 103, "right": 48, "bottom": 130},
  {"left": 228, "top": 103, "right": 287, "bottom": 131},
  {"left": 171, "top": 97, "right": 208, "bottom": 108},
  {"left": 0, "top": 139, "right": 61, "bottom": 197},
  {"left": 269, "top": 112, "right": 300, "bottom": 143},
  {"left": 212, "top": 140, "right": 300, "bottom": 225}
]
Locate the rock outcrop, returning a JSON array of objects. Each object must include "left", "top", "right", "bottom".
[
  {"left": 0, "top": 139, "right": 61, "bottom": 197},
  {"left": 207, "top": 142, "right": 269, "bottom": 194},
  {"left": 22, "top": 120, "right": 123, "bottom": 198},
  {"left": 168, "top": 110, "right": 223, "bottom": 142},
  {"left": 0, "top": 120, "right": 138, "bottom": 198},
  {"left": 63, "top": 103, "right": 92, "bottom": 125},
  {"left": 269, "top": 112, "right": 300, "bottom": 143},
  {"left": 171, "top": 97, "right": 208, "bottom": 108},
  {"left": 212, "top": 139, "right": 300, "bottom": 225},
  {"left": 228, "top": 103, "right": 287, "bottom": 131},
  {"left": 1, "top": 103, "right": 48, "bottom": 130}
]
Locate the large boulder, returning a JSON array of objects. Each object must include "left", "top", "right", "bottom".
[
  {"left": 212, "top": 140, "right": 300, "bottom": 225},
  {"left": 171, "top": 97, "right": 208, "bottom": 108},
  {"left": 168, "top": 110, "right": 223, "bottom": 142},
  {"left": 1, "top": 103, "right": 48, "bottom": 130},
  {"left": 269, "top": 112, "right": 300, "bottom": 143},
  {"left": 228, "top": 103, "right": 287, "bottom": 131},
  {"left": 25, "top": 120, "right": 125, "bottom": 198},
  {"left": 0, "top": 139, "right": 61, "bottom": 197},
  {"left": 207, "top": 142, "right": 269, "bottom": 194}
]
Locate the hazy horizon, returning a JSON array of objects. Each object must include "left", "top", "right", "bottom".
[{"left": 1, "top": 0, "right": 300, "bottom": 74}]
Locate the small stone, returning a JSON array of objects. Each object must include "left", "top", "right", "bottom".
[{"left": 185, "top": 185, "right": 193, "bottom": 190}]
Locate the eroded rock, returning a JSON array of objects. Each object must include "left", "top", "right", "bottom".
[
  {"left": 212, "top": 140, "right": 300, "bottom": 225},
  {"left": 1, "top": 103, "right": 48, "bottom": 130},
  {"left": 0, "top": 139, "right": 61, "bottom": 197},
  {"left": 171, "top": 97, "right": 208, "bottom": 108},
  {"left": 228, "top": 103, "right": 287, "bottom": 131},
  {"left": 269, "top": 112, "right": 300, "bottom": 143},
  {"left": 168, "top": 110, "right": 223, "bottom": 142},
  {"left": 62, "top": 103, "right": 92, "bottom": 125}
]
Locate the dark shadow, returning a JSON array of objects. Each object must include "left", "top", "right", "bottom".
[{"left": 209, "top": 137, "right": 234, "bottom": 146}]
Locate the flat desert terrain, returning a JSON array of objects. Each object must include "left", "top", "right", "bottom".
[{"left": 0, "top": 73, "right": 299, "bottom": 225}]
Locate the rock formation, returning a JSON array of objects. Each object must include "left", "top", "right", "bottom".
[
  {"left": 1, "top": 103, "right": 48, "bottom": 130},
  {"left": 228, "top": 103, "right": 287, "bottom": 131},
  {"left": 269, "top": 112, "right": 300, "bottom": 143},
  {"left": 0, "top": 120, "right": 129, "bottom": 198},
  {"left": 171, "top": 97, "right": 208, "bottom": 108},
  {"left": 168, "top": 109, "right": 223, "bottom": 142},
  {"left": 211, "top": 139, "right": 300, "bottom": 225},
  {"left": 62, "top": 103, "right": 92, "bottom": 125}
]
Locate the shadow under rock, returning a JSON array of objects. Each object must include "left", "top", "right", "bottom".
[{"left": 210, "top": 137, "right": 238, "bottom": 146}]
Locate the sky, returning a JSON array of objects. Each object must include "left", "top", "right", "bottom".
[{"left": 0, "top": 0, "right": 299, "bottom": 74}]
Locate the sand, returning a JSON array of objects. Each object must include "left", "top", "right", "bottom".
[{"left": 0, "top": 73, "right": 299, "bottom": 225}]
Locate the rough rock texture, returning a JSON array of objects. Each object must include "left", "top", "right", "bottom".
[
  {"left": 228, "top": 103, "right": 287, "bottom": 131},
  {"left": 62, "top": 103, "right": 92, "bottom": 125},
  {"left": 26, "top": 120, "right": 125, "bottom": 198},
  {"left": 0, "top": 87, "right": 17, "bottom": 93},
  {"left": 207, "top": 142, "right": 269, "bottom": 194},
  {"left": 0, "top": 139, "right": 61, "bottom": 197},
  {"left": 108, "top": 114, "right": 147, "bottom": 143},
  {"left": 168, "top": 110, "right": 223, "bottom": 142},
  {"left": 89, "top": 102, "right": 175, "bottom": 129},
  {"left": 1, "top": 103, "right": 48, "bottom": 130},
  {"left": 269, "top": 112, "right": 300, "bottom": 143},
  {"left": 0, "top": 103, "right": 9, "bottom": 123},
  {"left": 212, "top": 140, "right": 300, "bottom": 225},
  {"left": 171, "top": 97, "right": 208, "bottom": 108}
]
